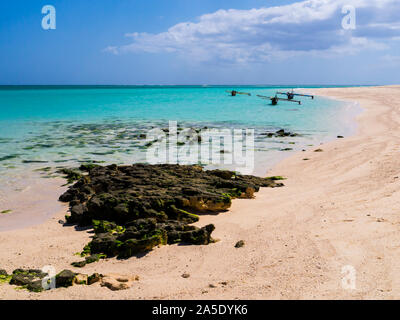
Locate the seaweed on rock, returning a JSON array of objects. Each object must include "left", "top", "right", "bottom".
[{"left": 60, "top": 164, "right": 283, "bottom": 260}]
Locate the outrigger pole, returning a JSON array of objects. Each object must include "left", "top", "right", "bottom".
[
  {"left": 226, "top": 90, "right": 251, "bottom": 97},
  {"left": 276, "top": 90, "right": 314, "bottom": 100},
  {"left": 257, "top": 94, "right": 301, "bottom": 105}
]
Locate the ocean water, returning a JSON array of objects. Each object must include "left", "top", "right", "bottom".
[{"left": 0, "top": 86, "right": 361, "bottom": 198}]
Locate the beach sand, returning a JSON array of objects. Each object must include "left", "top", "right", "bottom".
[{"left": 1, "top": 85, "right": 400, "bottom": 300}]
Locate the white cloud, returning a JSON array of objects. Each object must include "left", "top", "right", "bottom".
[{"left": 106, "top": 0, "right": 400, "bottom": 64}]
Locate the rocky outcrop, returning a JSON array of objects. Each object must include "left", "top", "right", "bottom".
[
  {"left": 59, "top": 164, "right": 284, "bottom": 260},
  {"left": 8, "top": 269, "right": 48, "bottom": 292},
  {"left": 3, "top": 268, "right": 105, "bottom": 292},
  {"left": 56, "top": 269, "right": 76, "bottom": 288},
  {"left": 261, "top": 129, "right": 299, "bottom": 138}
]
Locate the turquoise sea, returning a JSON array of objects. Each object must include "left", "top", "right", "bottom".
[{"left": 0, "top": 86, "right": 361, "bottom": 183}]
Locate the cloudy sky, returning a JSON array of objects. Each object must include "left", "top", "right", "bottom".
[{"left": 0, "top": 0, "right": 399, "bottom": 84}]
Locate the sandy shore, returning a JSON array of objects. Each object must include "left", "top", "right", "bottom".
[{"left": 1, "top": 85, "right": 400, "bottom": 300}]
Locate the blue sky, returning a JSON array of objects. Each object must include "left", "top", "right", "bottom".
[{"left": 0, "top": 0, "right": 399, "bottom": 85}]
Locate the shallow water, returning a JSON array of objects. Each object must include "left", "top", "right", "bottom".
[{"left": 0, "top": 86, "right": 362, "bottom": 213}]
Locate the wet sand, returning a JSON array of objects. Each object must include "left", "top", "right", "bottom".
[{"left": 1, "top": 85, "right": 400, "bottom": 299}]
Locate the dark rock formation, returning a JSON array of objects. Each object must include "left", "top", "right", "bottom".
[
  {"left": 71, "top": 254, "right": 106, "bottom": 268},
  {"left": 5, "top": 268, "right": 103, "bottom": 292},
  {"left": 56, "top": 270, "right": 76, "bottom": 288},
  {"left": 235, "top": 240, "right": 245, "bottom": 248},
  {"left": 9, "top": 269, "right": 48, "bottom": 292},
  {"left": 59, "top": 164, "right": 283, "bottom": 260},
  {"left": 262, "top": 129, "right": 299, "bottom": 138}
]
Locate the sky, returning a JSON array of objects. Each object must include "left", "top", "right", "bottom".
[{"left": 0, "top": 0, "right": 399, "bottom": 85}]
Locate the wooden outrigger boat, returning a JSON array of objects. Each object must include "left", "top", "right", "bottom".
[
  {"left": 257, "top": 94, "right": 301, "bottom": 105},
  {"left": 226, "top": 90, "right": 251, "bottom": 97},
  {"left": 276, "top": 89, "right": 314, "bottom": 100}
]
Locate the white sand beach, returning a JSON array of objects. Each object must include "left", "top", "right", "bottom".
[{"left": 1, "top": 85, "right": 400, "bottom": 300}]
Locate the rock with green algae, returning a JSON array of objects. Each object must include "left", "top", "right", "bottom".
[
  {"left": 57, "top": 168, "right": 84, "bottom": 184},
  {"left": 88, "top": 273, "right": 102, "bottom": 285},
  {"left": 71, "top": 253, "right": 106, "bottom": 268},
  {"left": 59, "top": 164, "right": 284, "bottom": 259},
  {"left": 262, "top": 129, "right": 300, "bottom": 138},
  {"left": 9, "top": 269, "right": 48, "bottom": 292},
  {"left": 55, "top": 270, "right": 76, "bottom": 288},
  {"left": 0, "top": 270, "right": 11, "bottom": 285}
]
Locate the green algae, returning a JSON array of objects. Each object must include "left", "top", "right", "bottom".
[
  {"left": 266, "top": 176, "right": 286, "bottom": 181},
  {"left": 0, "top": 275, "right": 12, "bottom": 284}
]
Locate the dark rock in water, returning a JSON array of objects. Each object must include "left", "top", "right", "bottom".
[
  {"left": 262, "top": 129, "right": 299, "bottom": 138},
  {"left": 337, "top": 136, "right": 344, "bottom": 139},
  {"left": 235, "top": 240, "right": 245, "bottom": 248},
  {"left": 79, "top": 163, "right": 100, "bottom": 172},
  {"left": 56, "top": 270, "right": 76, "bottom": 288},
  {"left": 59, "top": 164, "right": 284, "bottom": 259},
  {"left": 57, "top": 168, "right": 84, "bottom": 184}
]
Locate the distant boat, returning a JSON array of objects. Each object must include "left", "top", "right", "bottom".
[
  {"left": 225, "top": 90, "right": 251, "bottom": 97},
  {"left": 276, "top": 89, "right": 314, "bottom": 100},
  {"left": 257, "top": 94, "right": 301, "bottom": 105}
]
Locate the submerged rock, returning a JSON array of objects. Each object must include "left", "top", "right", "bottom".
[
  {"left": 262, "top": 129, "right": 299, "bottom": 138},
  {"left": 59, "top": 164, "right": 283, "bottom": 259}
]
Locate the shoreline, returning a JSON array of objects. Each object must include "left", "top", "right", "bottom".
[
  {"left": 1, "top": 85, "right": 400, "bottom": 299},
  {"left": 0, "top": 93, "right": 357, "bottom": 231}
]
